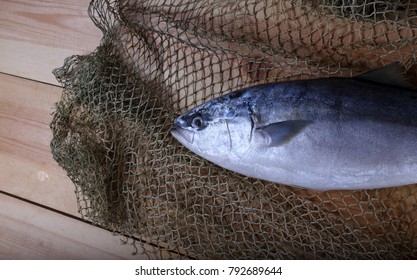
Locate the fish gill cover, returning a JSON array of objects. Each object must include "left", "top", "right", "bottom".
[{"left": 51, "top": 0, "right": 417, "bottom": 259}]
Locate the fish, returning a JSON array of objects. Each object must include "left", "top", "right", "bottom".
[{"left": 171, "top": 63, "right": 417, "bottom": 190}]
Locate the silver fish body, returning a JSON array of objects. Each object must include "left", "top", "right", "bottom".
[{"left": 171, "top": 64, "right": 417, "bottom": 190}]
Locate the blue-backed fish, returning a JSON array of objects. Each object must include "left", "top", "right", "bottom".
[{"left": 171, "top": 63, "right": 417, "bottom": 190}]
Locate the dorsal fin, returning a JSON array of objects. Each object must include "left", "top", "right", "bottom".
[{"left": 356, "top": 62, "right": 417, "bottom": 90}]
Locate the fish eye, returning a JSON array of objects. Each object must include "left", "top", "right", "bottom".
[{"left": 191, "top": 116, "right": 203, "bottom": 129}]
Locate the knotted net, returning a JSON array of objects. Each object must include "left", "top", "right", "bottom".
[{"left": 51, "top": 0, "right": 417, "bottom": 259}]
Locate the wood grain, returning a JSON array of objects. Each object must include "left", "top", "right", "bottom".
[
  {"left": 0, "top": 0, "right": 185, "bottom": 259},
  {"left": 0, "top": 73, "right": 79, "bottom": 214},
  {"left": 0, "top": 0, "right": 102, "bottom": 85},
  {"left": 0, "top": 73, "right": 176, "bottom": 259},
  {"left": 0, "top": 193, "right": 154, "bottom": 259}
]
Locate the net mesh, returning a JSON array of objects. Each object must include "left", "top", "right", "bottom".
[{"left": 51, "top": 0, "right": 417, "bottom": 259}]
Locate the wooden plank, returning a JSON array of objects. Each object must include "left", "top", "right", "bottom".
[
  {"left": 0, "top": 0, "right": 102, "bottom": 85},
  {"left": 0, "top": 73, "right": 183, "bottom": 259},
  {"left": 0, "top": 0, "right": 186, "bottom": 257},
  {"left": 0, "top": 73, "right": 79, "bottom": 214},
  {"left": 0, "top": 193, "right": 155, "bottom": 259},
  {"left": 0, "top": 39, "right": 80, "bottom": 86}
]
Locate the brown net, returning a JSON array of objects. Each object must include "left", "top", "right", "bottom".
[{"left": 51, "top": 0, "right": 417, "bottom": 259}]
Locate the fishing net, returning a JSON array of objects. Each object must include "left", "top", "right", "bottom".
[{"left": 51, "top": 0, "right": 417, "bottom": 259}]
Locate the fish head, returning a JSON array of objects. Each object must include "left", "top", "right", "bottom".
[{"left": 171, "top": 94, "right": 253, "bottom": 158}]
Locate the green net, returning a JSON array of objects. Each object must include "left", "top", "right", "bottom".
[{"left": 51, "top": 0, "right": 417, "bottom": 259}]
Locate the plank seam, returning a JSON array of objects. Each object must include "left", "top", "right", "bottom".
[
  {"left": 0, "top": 189, "right": 191, "bottom": 259},
  {"left": 0, "top": 71, "right": 61, "bottom": 88}
]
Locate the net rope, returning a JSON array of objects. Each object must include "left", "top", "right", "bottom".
[{"left": 51, "top": 0, "right": 417, "bottom": 259}]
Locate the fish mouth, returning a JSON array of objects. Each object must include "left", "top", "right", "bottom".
[{"left": 171, "top": 125, "right": 195, "bottom": 144}]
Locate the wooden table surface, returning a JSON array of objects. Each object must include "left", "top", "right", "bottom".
[{"left": 0, "top": 0, "right": 167, "bottom": 259}]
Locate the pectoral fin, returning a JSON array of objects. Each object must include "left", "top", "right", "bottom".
[{"left": 256, "top": 120, "right": 312, "bottom": 147}]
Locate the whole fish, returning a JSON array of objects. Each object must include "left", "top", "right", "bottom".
[{"left": 171, "top": 63, "right": 417, "bottom": 190}]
